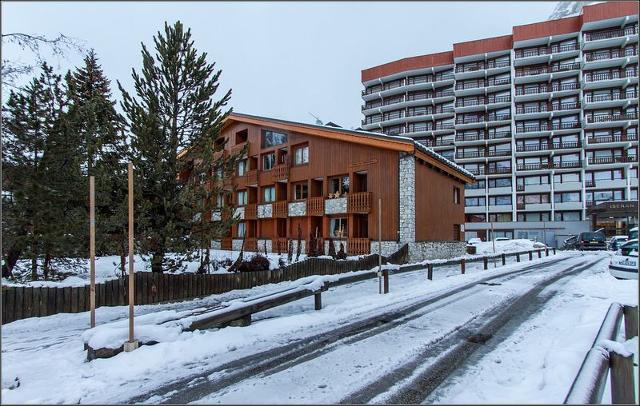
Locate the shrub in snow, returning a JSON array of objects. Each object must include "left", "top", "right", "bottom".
[
  {"left": 336, "top": 242, "right": 347, "bottom": 260},
  {"left": 278, "top": 257, "right": 286, "bottom": 269},
  {"left": 239, "top": 254, "right": 270, "bottom": 272}
]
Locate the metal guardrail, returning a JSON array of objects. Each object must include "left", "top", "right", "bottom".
[{"left": 564, "top": 303, "right": 638, "bottom": 404}]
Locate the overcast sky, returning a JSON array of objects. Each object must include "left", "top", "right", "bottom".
[{"left": 2, "top": 1, "right": 558, "bottom": 128}]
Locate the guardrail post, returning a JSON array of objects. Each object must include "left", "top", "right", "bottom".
[
  {"left": 516, "top": 253, "right": 520, "bottom": 262},
  {"left": 623, "top": 305, "right": 638, "bottom": 339},
  {"left": 501, "top": 253, "right": 506, "bottom": 266},
  {"left": 529, "top": 251, "right": 533, "bottom": 261},
  {"left": 427, "top": 264, "right": 433, "bottom": 280},
  {"left": 553, "top": 247, "right": 556, "bottom": 255},
  {"left": 610, "top": 351, "right": 636, "bottom": 404},
  {"left": 537, "top": 250, "right": 542, "bottom": 258},
  {"left": 545, "top": 247, "right": 549, "bottom": 256},
  {"left": 383, "top": 269, "right": 389, "bottom": 294},
  {"left": 314, "top": 292, "right": 322, "bottom": 310},
  {"left": 460, "top": 259, "right": 465, "bottom": 274},
  {"left": 483, "top": 257, "right": 488, "bottom": 270}
]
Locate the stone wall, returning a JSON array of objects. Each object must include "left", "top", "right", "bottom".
[
  {"left": 407, "top": 241, "right": 466, "bottom": 262},
  {"left": 398, "top": 153, "right": 416, "bottom": 243},
  {"left": 369, "top": 241, "right": 400, "bottom": 257},
  {"left": 288, "top": 201, "right": 306, "bottom": 217},
  {"left": 325, "top": 197, "right": 347, "bottom": 214},
  {"left": 323, "top": 239, "right": 348, "bottom": 255},
  {"left": 257, "top": 203, "right": 273, "bottom": 219},
  {"left": 232, "top": 239, "right": 244, "bottom": 251},
  {"left": 257, "top": 239, "right": 273, "bottom": 253}
]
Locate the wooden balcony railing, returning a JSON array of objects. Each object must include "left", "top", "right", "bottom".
[
  {"left": 273, "top": 237, "right": 288, "bottom": 254},
  {"left": 348, "top": 192, "right": 372, "bottom": 214},
  {"left": 348, "top": 238, "right": 370, "bottom": 255},
  {"left": 229, "top": 142, "right": 247, "bottom": 156},
  {"left": 244, "top": 169, "right": 258, "bottom": 186},
  {"left": 221, "top": 237, "right": 232, "bottom": 250},
  {"left": 245, "top": 238, "right": 258, "bottom": 252},
  {"left": 307, "top": 197, "right": 325, "bottom": 216},
  {"left": 244, "top": 203, "right": 257, "bottom": 220},
  {"left": 272, "top": 164, "right": 289, "bottom": 182},
  {"left": 273, "top": 201, "right": 288, "bottom": 218}
]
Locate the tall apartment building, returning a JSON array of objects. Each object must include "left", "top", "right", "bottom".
[{"left": 361, "top": 1, "right": 639, "bottom": 245}]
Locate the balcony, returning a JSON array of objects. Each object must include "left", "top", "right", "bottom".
[
  {"left": 515, "top": 82, "right": 579, "bottom": 97},
  {"left": 273, "top": 201, "right": 288, "bottom": 218},
  {"left": 584, "top": 92, "right": 637, "bottom": 104},
  {"left": 245, "top": 169, "right": 258, "bottom": 186},
  {"left": 348, "top": 238, "right": 370, "bottom": 255},
  {"left": 455, "top": 60, "right": 511, "bottom": 73},
  {"left": 229, "top": 142, "right": 247, "bottom": 157},
  {"left": 455, "top": 77, "right": 510, "bottom": 91},
  {"left": 584, "top": 26, "right": 638, "bottom": 42},
  {"left": 587, "top": 134, "right": 639, "bottom": 144},
  {"left": 348, "top": 192, "right": 372, "bottom": 214},
  {"left": 221, "top": 238, "right": 232, "bottom": 250},
  {"left": 514, "top": 62, "right": 581, "bottom": 77},
  {"left": 245, "top": 238, "right": 258, "bottom": 252},
  {"left": 588, "top": 155, "right": 637, "bottom": 165},
  {"left": 516, "top": 102, "right": 581, "bottom": 115},
  {"left": 585, "top": 48, "right": 637, "bottom": 62},
  {"left": 515, "top": 42, "right": 578, "bottom": 59},
  {"left": 272, "top": 164, "right": 290, "bottom": 182},
  {"left": 486, "top": 167, "right": 512, "bottom": 175},
  {"left": 516, "top": 121, "right": 581, "bottom": 134},
  {"left": 584, "top": 70, "right": 637, "bottom": 83},
  {"left": 307, "top": 197, "right": 325, "bottom": 216},
  {"left": 456, "top": 113, "right": 511, "bottom": 125},
  {"left": 586, "top": 113, "right": 638, "bottom": 124},
  {"left": 244, "top": 203, "right": 257, "bottom": 220},
  {"left": 273, "top": 237, "right": 288, "bottom": 254},
  {"left": 456, "top": 151, "right": 486, "bottom": 159},
  {"left": 517, "top": 163, "right": 552, "bottom": 171}
]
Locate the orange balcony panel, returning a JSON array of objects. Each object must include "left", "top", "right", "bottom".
[
  {"left": 307, "top": 197, "right": 325, "bottom": 216},
  {"left": 348, "top": 192, "right": 372, "bottom": 214},
  {"left": 244, "top": 203, "right": 257, "bottom": 220},
  {"left": 348, "top": 238, "right": 370, "bottom": 255},
  {"left": 273, "top": 201, "right": 288, "bottom": 218}
]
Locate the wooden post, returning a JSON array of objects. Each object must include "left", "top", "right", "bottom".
[
  {"left": 537, "top": 249, "right": 542, "bottom": 258},
  {"left": 610, "top": 351, "right": 635, "bottom": 404},
  {"left": 545, "top": 247, "right": 549, "bottom": 256},
  {"left": 501, "top": 253, "right": 506, "bottom": 266},
  {"left": 314, "top": 292, "right": 322, "bottom": 310},
  {"left": 89, "top": 176, "right": 96, "bottom": 328},
  {"left": 483, "top": 256, "right": 488, "bottom": 270},
  {"left": 528, "top": 251, "right": 533, "bottom": 261},
  {"left": 378, "top": 198, "right": 382, "bottom": 295},
  {"left": 623, "top": 305, "right": 638, "bottom": 339},
  {"left": 516, "top": 253, "right": 520, "bottom": 262},
  {"left": 427, "top": 263, "right": 433, "bottom": 280},
  {"left": 553, "top": 247, "right": 556, "bottom": 255},
  {"left": 460, "top": 259, "right": 465, "bottom": 274},
  {"left": 383, "top": 269, "right": 389, "bottom": 294},
  {"left": 126, "top": 162, "right": 137, "bottom": 351}
]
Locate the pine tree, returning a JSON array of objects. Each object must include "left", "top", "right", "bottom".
[
  {"left": 119, "top": 21, "right": 238, "bottom": 272},
  {"left": 65, "top": 50, "right": 129, "bottom": 274}
]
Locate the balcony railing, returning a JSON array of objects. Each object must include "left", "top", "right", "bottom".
[
  {"left": 307, "top": 197, "right": 324, "bottom": 216},
  {"left": 456, "top": 77, "right": 511, "bottom": 90},
  {"left": 383, "top": 96, "right": 405, "bottom": 106},
  {"left": 515, "top": 42, "right": 578, "bottom": 59},
  {"left": 455, "top": 59, "right": 511, "bottom": 73},
  {"left": 516, "top": 121, "right": 581, "bottom": 133},
  {"left": 515, "top": 62, "right": 581, "bottom": 77},
  {"left": 456, "top": 151, "right": 485, "bottom": 159},
  {"left": 585, "top": 180, "right": 595, "bottom": 188},
  {"left": 272, "top": 164, "right": 290, "bottom": 182},
  {"left": 455, "top": 130, "right": 511, "bottom": 142},
  {"left": 245, "top": 169, "right": 258, "bottom": 185},
  {"left": 588, "top": 155, "right": 637, "bottom": 165},
  {"left": 456, "top": 95, "right": 511, "bottom": 107},
  {"left": 586, "top": 113, "right": 638, "bottom": 123},
  {"left": 456, "top": 113, "right": 511, "bottom": 124},
  {"left": 516, "top": 102, "right": 580, "bottom": 115},
  {"left": 273, "top": 201, "right": 288, "bottom": 218},
  {"left": 362, "top": 101, "right": 383, "bottom": 111},
  {"left": 585, "top": 48, "right": 637, "bottom": 62},
  {"left": 584, "top": 70, "right": 637, "bottom": 83},
  {"left": 516, "top": 184, "right": 525, "bottom": 192},
  {"left": 244, "top": 203, "right": 257, "bottom": 220},
  {"left": 515, "top": 82, "right": 579, "bottom": 96},
  {"left": 588, "top": 134, "right": 639, "bottom": 144},
  {"left": 486, "top": 167, "right": 512, "bottom": 175},
  {"left": 348, "top": 238, "right": 370, "bottom": 255},
  {"left": 273, "top": 237, "right": 288, "bottom": 254},
  {"left": 585, "top": 92, "right": 637, "bottom": 103},
  {"left": 348, "top": 192, "right": 372, "bottom": 214},
  {"left": 584, "top": 26, "right": 638, "bottom": 42}
]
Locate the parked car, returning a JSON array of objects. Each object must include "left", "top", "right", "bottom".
[
  {"left": 628, "top": 227, "right": 638, "bottom": 241},
  {"left": 562, "top": 235, "right": 578, "bottom": 250},
  {"left": 467, "top": 237, "right": 482, "bottom": 245},
  {"left": 577, "top": 231, "right": 606, "bottom": 251},
  {"left": 609, "top": 239, "right": 638, "bottom": 280},
  {"left": 608, "top": 235, "right": 628, "bottom": 251}
]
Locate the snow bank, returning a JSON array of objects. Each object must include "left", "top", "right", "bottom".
[{"left": 472, "top": 239, "right": 546, "bottom": 255}]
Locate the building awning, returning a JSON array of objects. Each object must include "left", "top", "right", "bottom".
[{"left": 587, "top": 200, "right": 639, "bottom": 217}]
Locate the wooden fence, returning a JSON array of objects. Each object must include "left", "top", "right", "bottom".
[{"left": 2, "top": 246, "right": 407, "bottom": 324}]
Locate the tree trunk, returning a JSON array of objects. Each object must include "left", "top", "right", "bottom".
[
  {"left": 151, "top": 253, "right": 163, "bottom": 273},
  {"left": 43, "top": 251, "right": 52, "bottom": 280},
  {"left": 31, "top": 241, "right": 38, "bottom": 281},
  {"left": 2, "top": 246, "right": 21, "bottom": 278}
]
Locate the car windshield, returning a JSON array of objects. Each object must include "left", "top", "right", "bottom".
[
  {"left": 629, "top": 228, "right": 638, "bottom": 240},
  {"left": 581, "top": 232, "right": 604, "bottom": 241}
]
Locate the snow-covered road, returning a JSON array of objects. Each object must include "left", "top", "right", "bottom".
[{"left": 1, "top": 251, "right": 636, "bottom": 404}]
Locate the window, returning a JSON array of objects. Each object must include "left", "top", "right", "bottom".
[
  {"left": 237, "top": 190, "right": 247, "bottom": 206},
  {"left": 262, "top": 152, "right": 276, "bottom": 170},
  {"left": 554, "top": 211, "right": 581, "bottom": 221},
  {"left": 489, "top": 213, "right": 513, "bottom": 222},
  {"left": 465, "top": 197, "right": 486, "bottom": 206},
  {"left": 466, "top": 180, "right": 486, "bottom": 190},
  {"left": 261, "top": 130, "right": 287, "bottom": 148},
  {"left": 235, "top": 129, "right": 248, "bottom": 144},
  {"left": 489, "top": 178, "right": 511, "bottom": 188},
  {"left": 294, "top": 183, "right": 308, "bottom": 200},
  {"left": 453, "top": 187, "right": 460, "bottom": 204},
  {"left": 294, "top": 145, "right": 309, "bottom": 165},
  {"left": 238, "top": 160, "right": 247, "bottom": 176},
  {"left": 489, "top": 195, "right": 512, "bottom": 206},
  {"left": 329, "top": 218, "right": 348, "bottom": 238},
  {"left": 237, "top": 222, "right": 246, "bottom": 238},
  {"left": 215, "top": 194, "right": 224, "bottom": 208},
  {"left": 554, "top": 192, "right": 581, "bottom": 203},
  {"left": 465, "top": 214, "right": 486, "bottom": 222},
  {"left": 329, "top": 175, "right": 349, "bottom": 197},
  {"left": 263, "top": 186, "right": 276, "bottom": 203}
]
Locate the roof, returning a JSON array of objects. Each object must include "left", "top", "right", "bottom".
[{"left": 224, "top": 112, "right": 475, "bottom": 184}]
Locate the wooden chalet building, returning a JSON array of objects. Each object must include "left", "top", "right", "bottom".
[{"left": 202, "top": 113, "right": 474, "bottom": 256}]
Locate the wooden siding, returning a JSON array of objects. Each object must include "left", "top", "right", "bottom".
[{"left": 414, "top": 159, "right": 465, "bottom": 241}]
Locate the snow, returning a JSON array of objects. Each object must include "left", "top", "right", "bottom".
[
  {"left": 471, "top": 238, "right": 547, "bottom": 255},
  {"left": 2, "top": 252, "right": 636, "bottom": 404}
]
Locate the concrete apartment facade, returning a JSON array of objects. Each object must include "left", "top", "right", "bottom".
[
  {"left": 196, "top": 113, "right": 474, "bottom": 260},
  {"left": 360, "top": 1, "right": 639, "bottom": 246}
]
